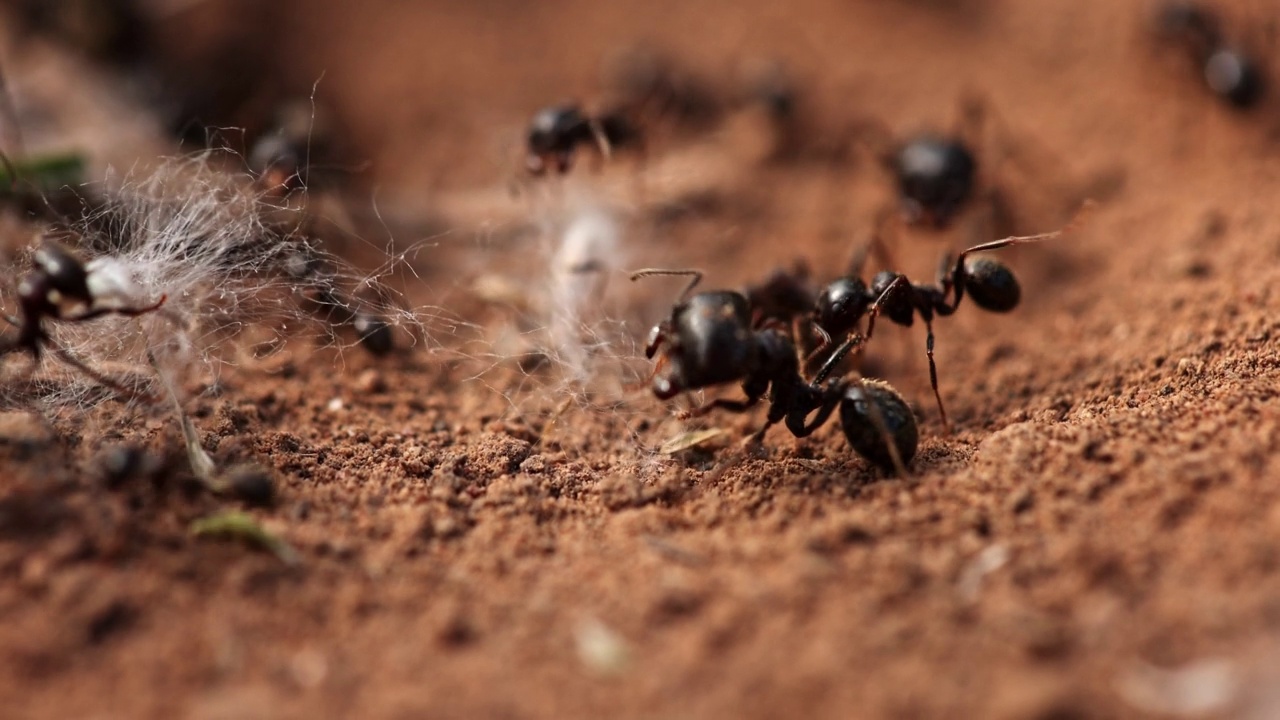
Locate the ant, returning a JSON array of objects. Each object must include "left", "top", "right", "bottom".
[
  {"left": 280, "top": 243, "right": 396, "bottom": 356},
  {"left": 1154, "top": 2, "right": 1266, "bottom": 109},
  {"left": 891, "top": 134, "right": 980, "bottom": 230},
  {"left": 2, "top": 239, "right": 167, "bottom": 395},
  {"left": 631, "top": 269, "right": 918, "bottom": 473},
  {"left": 524, "top": 104, "right": 642, "bottom": 176},
  {"left": 807, "top": 211, "right": 1087, "bottom": 431}
]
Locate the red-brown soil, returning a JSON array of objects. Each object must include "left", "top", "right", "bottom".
[{"left": 3, "top": 1, "right": 1280, "bottom": 718}]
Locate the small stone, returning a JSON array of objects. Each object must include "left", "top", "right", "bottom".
[{"left": 355, "top": 369, "right": 385, "bottom": 394}]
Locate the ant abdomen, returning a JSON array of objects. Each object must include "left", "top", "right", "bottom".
[
  {"left": 840, "top": 380, "right": 918, "bottom": 472},
  {"left": 963, "top": 257, "right": 1021, "bottom": 313}
]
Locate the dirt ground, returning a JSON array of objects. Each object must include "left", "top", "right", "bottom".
[{"left": 2, "top": 0, "right": 1280, "bottom": 718}]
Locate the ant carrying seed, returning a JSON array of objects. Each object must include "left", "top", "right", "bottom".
[
  {"left": 1153, "top": 2, "right": 1266, "bottom": 109},
  {"left": 524, "top": 104, "right": 642, "bottom": 176},
  {"left": 1, "top": 238, "right": 166, "bottom": 395},
  {"left": 631, "top": 269, "right": 917, "bottom": 473}
]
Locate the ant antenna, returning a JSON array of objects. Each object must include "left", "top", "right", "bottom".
[
  {"left": 630, "top": 268, "right": 704, "bottom": 300},
  {"left": 958, "top": 199, "right": 1095, "bottom": 259},
  {"left": 947, "top": 199, "right": 1096, "bottom": 303},
  {"left": 812, "top": 332, "right": 867, "bottom": 386}
]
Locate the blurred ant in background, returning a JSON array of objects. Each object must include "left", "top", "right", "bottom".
[
  {"left": 847, "top": 97, "right": 1016, "bottom": 237},
  {"left": 524, "top": 104, "right": 642, "bottom": 176},
  {"left": 632, "top": 269, "right": 918, "bottom": 474},
  {"left": 524, "top": 47, "right": 734, "bottom": 177},
  {"left": 13, "top": 0, "right": 151, "bottom": 66},
  {"left": 1153, "top": 2, "right": 1267, "bottom": 109}
]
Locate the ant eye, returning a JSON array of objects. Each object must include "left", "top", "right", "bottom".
[{"left": 964, "top": 258, "right": 1021, "bottom": 313}]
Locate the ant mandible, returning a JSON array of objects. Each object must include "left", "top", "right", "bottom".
[
  {"left": 524, "top": 104, "right": 642, "bottom": 176},
  {"left": 2, "top": 239, "right": 167, "bottom": 393},
  {"left": 631, "top": 269, "right": 918, "bottom": 474}
]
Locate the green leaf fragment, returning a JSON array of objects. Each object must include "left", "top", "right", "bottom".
[
  {"left": 0, "top": 152, "right": 87, "bottom": 191},
  {"left": 191, "top": 510, "right": 299, "bottom": 566},
  {"left": 659, "top": 428, "right": 726, "bottom": 455}
]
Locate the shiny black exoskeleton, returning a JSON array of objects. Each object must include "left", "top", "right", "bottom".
[
  {"left": 893, "top": 135, "right": 978, "bottom": 228},
  {"left": 525, "top": 104, "right": 641, "bottom": 175},
  {"left": 634, "top": 269, "right": 918, "bottom": 472},
  {"left": 1155, "top": 2, "right": 1265, "bottom": 109}
]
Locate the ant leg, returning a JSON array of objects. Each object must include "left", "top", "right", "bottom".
[
  {"left": 65, "top": 295, "right": 168, "bottom": 323},
  {"left": 922, "top": 317, "right": 951, "bottom": 433},
  {"left": 630, "top": 268, "right": 704, "bottom": 301},
  {"left": 813, "top": 332, "right": 867, "bottom": 385},
  {"left": 796, "top": 316, "right": 830, "bottom": 375},
  {"left": 46, "top": 340, "right": 150, "bottom": 402},
  {"left": 863, "top": 273, "right": 911, "bottom": 341},
  {"left": 785, "top": 389, "right": 842, "bottom": 438},
  {"left": 679, "top": 395, "right": 761, "bottom": 420}
]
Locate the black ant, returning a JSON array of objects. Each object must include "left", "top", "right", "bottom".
[
  {"left": 631, "top": 269, "right": 918, "bottom": 473},
  {"left": 892, "top": 134, "right": 979, "bottom": 230},
  {"left": 524, "top": 104, "right": 642, "bottom": 176},
  {"left": 805, "top": 215, "right": 1084, "bottom": 431},
  {"left": 280, "top": 243, "right": 396, "bottom": 356},
  {"left": 2, "top": 239, "right": 167, "bottom": 395},
  {"left": 1154, "top": 2, "right": 1266, "bottom": 109},
  {"left": 854, "top": 98, "right": 1068, "bottom": 237}
]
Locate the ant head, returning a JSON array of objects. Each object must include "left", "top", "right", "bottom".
[
  {"left": 814, "top": 276, "right": 870, "bottom": 338},
  {"left": 653, "top": 291, "right": 756, "bottom": 398},
  {"left": 1204, "top": 47, "right": 1264, "bottom": 109},
  {"left": 962, "top": 257, "right": 1021, "bottom": 312},
  {"left": 894, "top": 135, "right": 977, "bottom": 228},
  {"left": 869, "top": 271, "right": 915, "bottom": 326},
  {"left": 839, "top": 380, "right": 918, "bottom": 472},
  {"left": 527, "top": 105, "right": 588, "bottom": 155}
]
